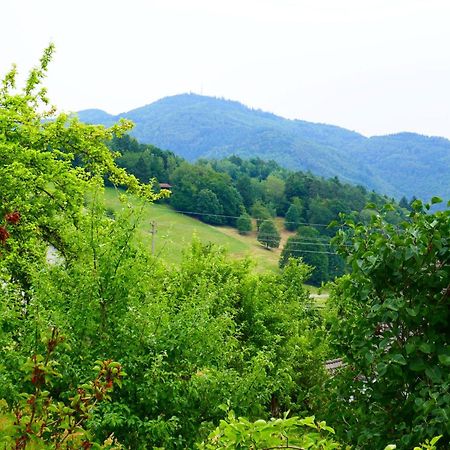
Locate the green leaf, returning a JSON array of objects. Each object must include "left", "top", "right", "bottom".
[
  {"left": 431, "top": 196, "right": 442, "bottom": 204},
  {"left": 391, "top": 353, "right": 406, "bottom": 365},
  {"left": 425, "top": 366, "right": 442, "bottom": 383},
  {"left": 405, "top": 342, "right": 416, "bottom": 354},
  {"left": 404, "top": 248, "right": 416, "bottom": 261},
  {"left": 406, "top": 307, "right": 418, "bottom": 317},
  {"left": 418, "top": 342, "right": 432, "bottom": 354},
  {"left": 409, "top": 358, "right": 426, "bottom": 372},
  {"left": 438, "top": 354, "right": 450, "bottom": 366},
  {"left": 430, "top": 435, "right": 442, "bottom": 445}
]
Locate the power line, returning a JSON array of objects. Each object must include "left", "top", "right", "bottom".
[
  {"left": 170, "top": 208, "right": 342, "bottom": 228},
  {"left": 254, "top": 236, "right": 351, "bottom": 247},
  {"left": 268, "top": 241, "right": 347, "bottom": 249},
  {"left": 145, "top": 205, "right": 354, "bottom": 256},
  {"left": 283, "top": 249, "right": 338, "bottom": 255}
]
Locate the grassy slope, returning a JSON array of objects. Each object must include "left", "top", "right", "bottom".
[{"left": 104, "top": 188, "right": 290, "bottom": 273}]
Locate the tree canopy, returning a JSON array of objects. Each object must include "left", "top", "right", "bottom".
[
  {"left": 326, "top": 198, "right": 450, "bottom": 448},
  {"left": 0, "top": 45, "right": 161, "bottom": 291},
  {"left": 257, "top": 219, "right": 280, "bottom": 249}
]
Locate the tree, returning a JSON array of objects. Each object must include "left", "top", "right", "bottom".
[
  {"left": 284, "top": 172, "right": 308, "bottom": 201},
  {"left": 251, "top": 201, "right": 272, "bottom": 231},
  {"left": 0, "top": 44, "right": 159, "bottom": 290},
  {"left": 399, "top": 195, "right": 410, "bottom": 210},
  {"left": 0, "top": 48, "right": 324, "bottom": 446},
  {"left": 170, "top": 164, "right": 243, "bottom": 226},
  {"left": 236, "top": 213, "right": 253, "bottom": 234},
  {"left": 261, "top": 174, "right": 287, "bottom": 215},
  {"left": 285, "top": 198, "right": 303, "bottom": 231},
  {"left": 326, "top": 199, "right": 450, "bottom": 448},
  {"left": 307, "top": 198, "right": 335, "bottom": 236},
  {"left": 279, "top": 226, "right": 329, "bottom": 286},
  {"left": 213, "top": 177, "right": 243, "bottom": 225},
  {"left": 257, "top": 219, "right": 280, "bottom": 249},
  {"left": 196, "top": 188, "right": 224, "bottom": 224},
  {"left": 199, "top": 413, "right": 339, "bottom": 449},
  {"left": 133, "top": 155, "right": 150, "bottom": 182},
  {"left": 0, "top": 47, "right": 164, "bottom": 448},
  {"left": 235, "top": 174, "right": 256, "bottom": 209}
]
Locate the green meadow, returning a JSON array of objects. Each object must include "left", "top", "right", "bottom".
[
  {"left": 104, "top": 187, "right": 284, "bottom": 273},
  {"left": 103, "top": 188, "right": 324, "bottom": 295}
]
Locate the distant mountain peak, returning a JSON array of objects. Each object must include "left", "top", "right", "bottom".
[{"left": 77, "top": 94, "right": 450, "bottom": 202}]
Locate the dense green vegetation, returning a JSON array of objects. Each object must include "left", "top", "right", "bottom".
[
  {"left": 78, "top": 93, "right": 450, "bottom": 202},
  {"left": 108, "top": 134, "right": 407, "bottom": 285},
  {"left": 325, "top": 198, "right": 450, "bottom": 448},
  {"left": 1, "top": 50, "right": 449, "bottom": 450}
]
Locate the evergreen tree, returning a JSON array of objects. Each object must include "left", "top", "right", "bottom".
[
  {"left": 399, "top": 195, "right": 409, "bottom": 209},
  {"left": 251, "top": 201, "right": 272, "bottom": 231},
  {"left": 133, "top": 155, "right": 150, "bottom": 182},
  {"left": 285, "top": 198, "right": 303, "bottom": 231},
  {"left": 257, "top": 220, "right": 280, "bottom": 249},
  {"left": 236, "top": 213, "right": 253, "bottom": 235}
]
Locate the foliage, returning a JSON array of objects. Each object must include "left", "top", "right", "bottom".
[
  {"left": 198, "top": 412, "right": 341, "bottom": 449},
  {"left": 4, "top": 182, "right": 326, "bottom": 449},
  {"left": 170, "top": 163, "right": 243, "bottom": 225},
  {"left": 198, "top": 413, "right": 444, "bottom": 450},
  {"left": 196, "top": 189, "right": 224, "bottom": 225},
  {"left": 236, "top": 213, "right": 253, "bottom": 235},
  {"left": 0, "top": 329, "right": 125, "bottom": 449},
  {"left": 251, "top": 201, "right": 272, "bottom": 231},
  {"left": 111, "top": 134, "right": 182, "bottom": 184},
  {"left": 325, "top": 199, "right": 450, "bottom": 448},
  {"left": 257, "top": 220, "right": 280, "bottom": 249},
  {"left": 6, "top": 47, "right": 450, "bottom": 450},
  {"left": 285, "top": 198, "right": 304, "bottom": 231},
  {"left": 109, "top": 134, "right": 406, "bottom": 286},
  {"left": 280, "top": 227, "right": 330, "bottom": 286},
  {"left": 0, "top": 48, "right": 161, "bottom": 448},
  {"left": 0, "top": 44, "right": 163, "bottom": 291},
  {"left": 103, "top": 139, "right": 403, "bottom": 282},
  {"left": 261, "top": 174, "right": 287, "bottom": 215}
]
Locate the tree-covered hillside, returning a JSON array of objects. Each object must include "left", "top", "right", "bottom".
[
  {"left": 109, "top": 135, "right": 407, "bottom": 285},
  {"left": 77, "top": 93, "right": 450, "bottom": 202}
]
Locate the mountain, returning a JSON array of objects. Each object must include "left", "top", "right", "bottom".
[{"left": 77, "top": 94, "right": 450, "bottom": 202}]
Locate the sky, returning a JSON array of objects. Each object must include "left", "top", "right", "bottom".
[{"left": 2, "top": 0, "right": 450, "bottom": 138}]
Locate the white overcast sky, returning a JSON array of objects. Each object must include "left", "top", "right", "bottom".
[{"left": 2, "top": 0, "right": 450, "bottom": 138}]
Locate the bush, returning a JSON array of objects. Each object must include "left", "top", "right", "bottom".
[
  {"left": 325, "top": 199, "right": 450, "bottom": 448},
  {"left": 236, "top": 213, "right": 253, "bottom": 234}
]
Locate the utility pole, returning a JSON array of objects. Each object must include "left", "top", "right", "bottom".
[{"left": 150, "top": 221, "right": 157, "bottom": 255}]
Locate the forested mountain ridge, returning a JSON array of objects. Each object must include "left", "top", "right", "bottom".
[{"left": 77, "top": 93, "right": 450, "bottom": 202}]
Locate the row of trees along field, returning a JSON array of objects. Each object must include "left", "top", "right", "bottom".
[
  {"left": 1, "top": 48, "right": 449, "bottom": 449},
  {"left": 110, "top": 135, "right": 409, "bottom": 285}
]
